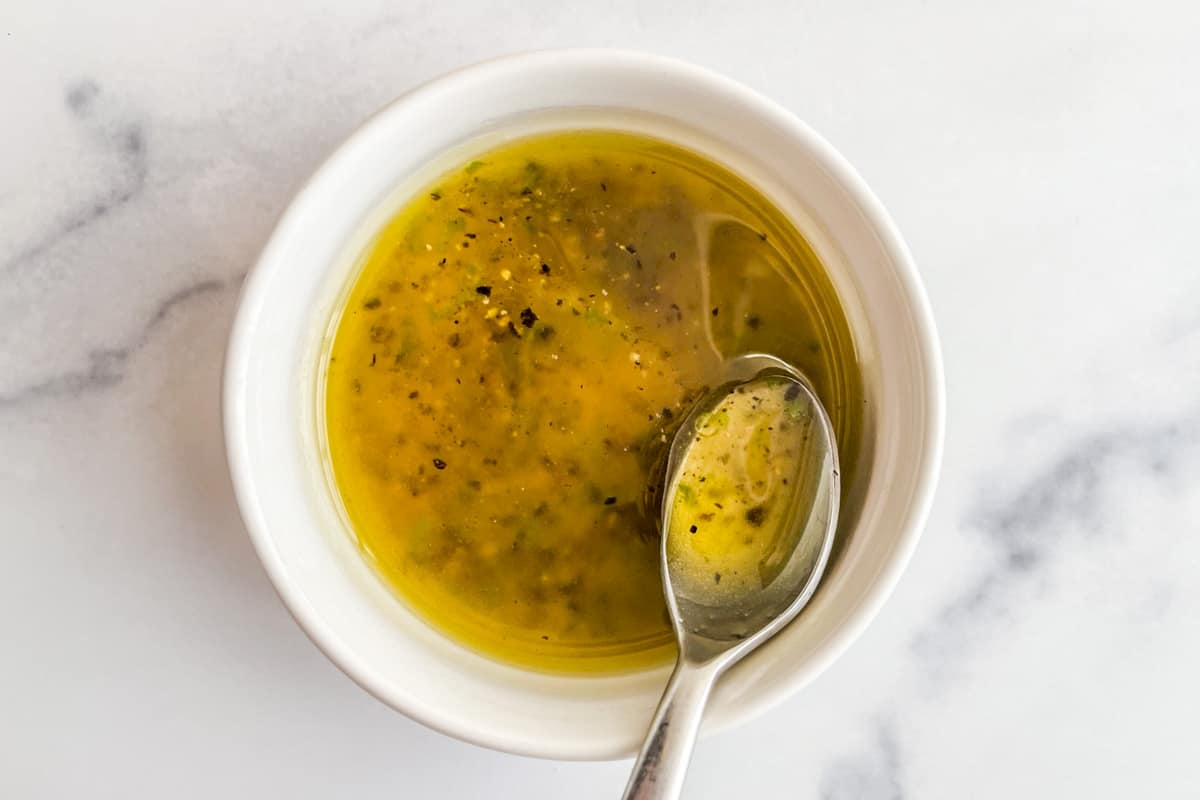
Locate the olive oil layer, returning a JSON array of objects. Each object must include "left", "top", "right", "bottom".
[{"left": 324, "top": 131, "right": 864, "bottom": 673}]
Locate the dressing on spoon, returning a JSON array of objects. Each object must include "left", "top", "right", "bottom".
[{"left": 666, "top": 375, "right": 822, "bottom": 604}]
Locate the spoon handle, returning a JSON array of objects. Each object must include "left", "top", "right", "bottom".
[{"left": 622, "top": 661, "right": 719, "bottom": 800}]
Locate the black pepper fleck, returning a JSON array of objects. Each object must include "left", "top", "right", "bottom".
[
  {"left": 475, "top": 285, "right": 492, "bottom": 296},
  {"left": 519, "top": 307, "right": 538, "bottom": 328},
  {"left": 604, "top": 496, "right": 616, "bottom": 505},
  {"left": 432, "top": 458, "right": 447, "bottom": 470}
]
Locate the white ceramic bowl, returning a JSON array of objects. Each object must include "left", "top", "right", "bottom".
[{"left": 223, "top": 49, "right": 944, "bottom": 760}]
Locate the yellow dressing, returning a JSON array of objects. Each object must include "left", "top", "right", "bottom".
[{"left": 323, "top": 130, "right": 864, "bottom": 673}]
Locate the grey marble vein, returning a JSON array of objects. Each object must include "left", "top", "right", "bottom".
[
  {"left": 914, "top": 414, "right": 1199, "bottom": 671},
  {"left": 820, "top": 719, "right": 904, "bottom": 800},
  {"left": 0, "top": 277, "right": 226, "bottom": 407},
  {"left": 2, "top": 80, "right": 147, "bottom": 276}
]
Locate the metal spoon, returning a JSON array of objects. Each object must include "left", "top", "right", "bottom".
[{"left": 622, "top": 353, "right": 840, "bottom": 800}]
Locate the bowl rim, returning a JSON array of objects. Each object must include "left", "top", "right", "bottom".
[{"left": 223, "top": 47, "right": 945, "bottom": 760}]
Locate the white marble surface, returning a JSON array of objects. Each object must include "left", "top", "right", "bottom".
[{"left": 3, "top": 1, "right": 1199, "bottom": 796}]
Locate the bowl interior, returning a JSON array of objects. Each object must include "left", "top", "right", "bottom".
[{"left": 224, "top": 50, "right": 942, "bottom": 760}]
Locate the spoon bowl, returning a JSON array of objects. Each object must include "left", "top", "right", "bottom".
[{"left": 623, "top": 353, "right": 840, "bottom": 799}]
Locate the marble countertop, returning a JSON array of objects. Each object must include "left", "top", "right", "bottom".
[{"left": 4, "top": 1, "right": 1198, "bottom": 796}]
